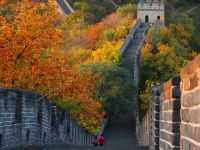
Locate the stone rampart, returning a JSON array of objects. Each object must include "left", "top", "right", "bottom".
[
  {"left": 120, "top": 21, "right": 141, "bottom": 55},
  {"left": 180, "top": 55, "right": 200, "bottom": 150},
  {"left": 159, "top": 77, "right": 181, "bottom": 150},
  {"left": 0, "top": 88, "right": 94, "bottom": 150},
  {"left": 138, "top": 55, "right": 200, "bottom": 150}
]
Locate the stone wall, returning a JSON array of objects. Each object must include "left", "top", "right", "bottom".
[
  {"left": 151, "top": 87, "right": 160, "bottom": 150},
  {"left": 148, "top": 77, "right": 181, "bottom": 150},
  {"left": 141, "top": 55, "right": 200, "bottom": 150},
  {"left": 56, "top": 0, "right": 74, "bottom": 15},
  {"left": 120, "top": 20, "right": 148, "bottom": 143},
  {"left": 180, "top": 55, "right": 200, "bottom": 150},
  {"left": 137, "top": 111, "right": 151, "bottom": 146},
  {"left": 159, "top": 77, "right": 181, "bottom": 150},
  {"left": 0, "top": 88, "right": 94, "bottom": 150},
  {"left": 120, "top": 21, "right": 141, "bottom": 55}
]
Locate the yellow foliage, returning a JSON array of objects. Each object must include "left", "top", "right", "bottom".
[
  {"left": 141, "top": 44, "right": 153, "bottom": 58},
  {"left": 157, "top": 43, "right": 173, "bottom": 54},
  {"left": 91, "top": 41, "right": 123, "bottom": 63}
]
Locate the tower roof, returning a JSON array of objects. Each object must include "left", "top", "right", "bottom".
[{"left": 138, "top": 0, "right": 165, "bottom": 11}]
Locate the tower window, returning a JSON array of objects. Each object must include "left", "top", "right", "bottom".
[
  {"left": 0, "top": 134, "right": 2, "bottom": 148},
  {"left": 145, "top": 15, "right": 149, "bottom": 23},
  {"left": 67, "top": 120, "right": 70, "bottom": 134},
  {"left": 26, "top": 130, "right": 30, "bottom": 142},
  {"left": 15, "top": 94, "right": 22, "bottom": 123},
  {"left": 157, "top": 16, "right": 160, "bottom": 20},
  {"left": 43, "top": 132, "right": 46, "bottom": 143}
]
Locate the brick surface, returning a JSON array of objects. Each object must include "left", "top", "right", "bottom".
[
  {"left": 180, "top": 55, "right": 200, "bottom": 79},
  {"left": 0, "top": 88, "right": 95, "bottom": 149},
  {"left": 181, "top": 108, "right": 200, "bottom": 123},
  {"left": 164, "top": 77, "right": 180, "bottom": 92},
  {"left": 181, "top": 90, "right": 200, "bottom": 107},
  {"left": 162, "top": 99, "right": 180, "bottom": 111},
  {"left": 149, "top": 55, "right": 200, "bottom": 150}
]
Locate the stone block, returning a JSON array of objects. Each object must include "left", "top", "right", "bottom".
[
  {"left": 153, "top": 120, "right": 159, "bottom": 128},
  {"left": 172, "top": 87, "right": 181, "bottom": 98},
  {"left": 163, "top": 111, "right": 180, "bottom": 122},
  {"left": 193, "top": 126, "right": 200, "bottom": 142},
  {"left": 152, "top": 96, "right": 160, "bottom": 105},
  {"left": 160, "top": 122, "right": 180, "bottom": 134},
  {"left": 164, "top": 77, "right": 180, "bottom": 92},
  {"left": 164, "top": 87, "right": 180, "bottom": 100},
  {"left": 160, "top": 131, "right": 180, "bottom": 147},
  {"left": 154, "top": 128, "right": 159, "bottom": 136},
  {"left": 162, "top": 99, "right": 180, "bottom": 111},
  {"left": 154, "top": 112, "right": 160, "bottom": 120},
  {"left": 181, "top": 108, "right": 200, "bottom": 123},
  {"left": 189, "top": 72, "right": 199, "bottom": 90},
  {"left": 180, "top": 55, "right": 200, "bottom": 79},
  {"left": 182, "top": 90, "right": 200, "bottom": 108},
  {"left": 160, "top": 112, "right": 163, "bottom": 120},
  {"left": 154, "top": 136, "right": 159, "bottom": 145},
  {"left": 152, "top": 86, "right": 160, "bottom": 96},
  {"left": 171, "top": 133, "right": 180, "bottom": 146},
  {"left": 181, "top": 138, "right": 190, "bottom": 150}
]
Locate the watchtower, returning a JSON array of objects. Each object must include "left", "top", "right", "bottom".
[{"left": 137, "top": 0, "right": 165, "bottom": 27}]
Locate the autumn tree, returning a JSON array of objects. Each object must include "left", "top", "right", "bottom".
[
  {"left": 0, "top": 0, "right": 105, "bottom": 134},
  {"left": 81, "top": 63, "right": 136, "bottom": 118},
  {"left": 141, "top": 43, "right": 185, "bottom": 84},
  {"left": 0, "top": 0, "right": 62, "bottom": 88},
  {"left": 91, "top": 41, "right": 123, "bottom": 64},
  {"left": 81, "top": 22, "right": 107, "bottom": 50}
]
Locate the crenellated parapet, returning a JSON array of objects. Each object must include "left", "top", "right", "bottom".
[
  {"left": 138, "top": 55, "right": 200, "bottom": 149},
  {"left": 0, "top": 88, "right": 94, "bottom": 149},
  {"left": 137, "top": 0, "right": 165, "bottom": 27}
]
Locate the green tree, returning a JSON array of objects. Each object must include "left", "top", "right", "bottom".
[
  {"left": 141, "top": 43, "right": 185, "bottom": 83},
  {"left": 117, "top": 4, "right": 137, "bottom": 19},
  {"left": 81, "top": 63, "right": 136, "bottom": 118},
  {"left": 139, "top": 80, "right": 159, "bottom": 112},
  {"left": 190, "top": 32, "right": 200, "bottom": 53}
]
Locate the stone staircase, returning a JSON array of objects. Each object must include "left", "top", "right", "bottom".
[
  {"left": 122, "top": 23, "right": 147, "bottom": 77},
  {"left": 41, "top": 22, "right": 149, "bottom": 150},
  {"left": 37, "top": 23, "right": 149, "bottom": 150},
  {"left": 121, "top": 22, "right": 149, "bottom": 149},
  {"left": 43, "top": 115, "right": 148, "bottom": 150}
]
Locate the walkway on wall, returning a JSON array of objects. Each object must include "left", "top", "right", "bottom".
[
  {"left": 56, "top": 0, "right": 74, "bottom": 14},
  {"left": 43, "top": 115, "right": 148, "bottom": 150},
  {"left": 122, "top": 23, "right": 146, "bottom": 79},
  {"left": 42, "top": 23, "right": 148, "bottom": 150},
  {"left": 186, "top": 4, "right": 200, "bottom": 14}
]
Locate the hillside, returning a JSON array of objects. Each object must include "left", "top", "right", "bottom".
[
  {"left": 165, "top": 0, "right": 200, "bottom": 24},
  {"left": 68, "top": 0, "right": 138, "bottom": 22}
]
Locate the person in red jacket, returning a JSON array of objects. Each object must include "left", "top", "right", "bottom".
[{"left": 97, "top": 134, "right": 105, "bottom": 146}]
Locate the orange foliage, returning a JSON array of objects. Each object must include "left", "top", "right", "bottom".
[
  {"left": 81, "top": 22, "right": 107, "bottom": 50},
  {"left": 102, "top": 13, "right": 121, "bottom": 28},
  {"left": 0, "top": 1, "right": 62, "bottom": 88},
  {"left": 0, "top": 0, "right": 104, "bottom": 134}
]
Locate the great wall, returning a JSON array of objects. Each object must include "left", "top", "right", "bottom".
[
  {"left": 138, "top": 56, "right": 200, "bottom": 150},
  {"left": 1, "top": 0, "right": 200, "bottom": 149}
]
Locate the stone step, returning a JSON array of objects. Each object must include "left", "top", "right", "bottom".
[
  {"left": 137, "top": 28, "right": 146, "bottom": 32},
  {"left": 42, "top": 145, "right": 149, "bottom": 150}
]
